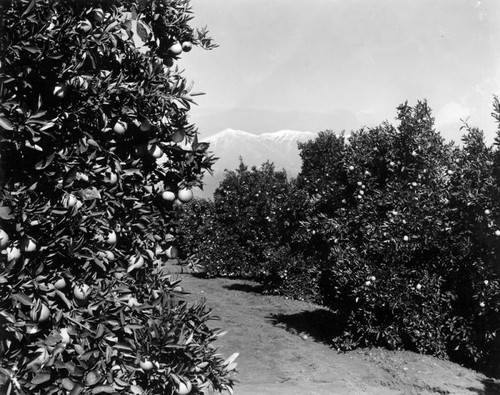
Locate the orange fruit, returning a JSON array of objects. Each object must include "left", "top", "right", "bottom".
[
  {"left": 165, "top": 245, "right": 179, "bottom": 259},
  {"left": 140, "top": 359, "right": 154, "bottom": 371},
  {"left": 177, "top": 188, "right": 193, "bottom": 203},
  {"left": 113, "top": 120, "right": 127, "bottom": 134},
  {"left": 162, "top": 191, "right": 176, "bottom": 202},
  {"left": 73, "top": 284, "right": 91, "bottom": 302},
  {"left": 30, "top": 303, "right": 50, "bottom": 323},
  {"left": 169, "top": 42, "right": 183, "bottom": 56}
]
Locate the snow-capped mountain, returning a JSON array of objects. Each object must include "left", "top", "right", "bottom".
[{"left": 196, "top": 129, "right": 319, "bottom": 199}]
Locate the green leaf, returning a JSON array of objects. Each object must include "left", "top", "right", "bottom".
[
  {"left": 84, "top": 370, "right": 101, "bottom": 386},
  {"left": 21, "top": 0, "right": 35, "bottom": 17},
  {"left": 74, "top": 344, "right": 84, "bottom": 355},
  {"left": 56, "top": 290, "right": 73, "bottom": 309},
  {"left": 22, "top": 45, "right": 42, "bottom": 54},
  {"left": 0, "top": 206, "right": 14, "bottom": 220},
  {"left": 35, "top": 153, "right": 55, "bottom": 170},
  {"left": 69, "top": 383, "right": 84, "bottom": 395},
  {"left": 62, "top": 378, "right": 76, "bottom": 391},
  {"left": 31, "top": 371, "right": 51, "bottom": 385},
  {"left": 0, "top": 116, "right": 14, "bottom": 131},
  {"left": 92, "top": 386, "right": 114, "bottom": 394},
  {"left": 63, "top": 168, "right": 78, "bottom": 188},
  {"left": 130, "top": 385, "right": 143, "bottom": 394},
  {"left": 80, "top": 187, "right": 101, "bottom": 200},
  {"left": 12, "top": 293, "right": 33, "bottom": 306},
  {"left": 29, "top": 111, "right": 47, "bottom": 119},
  {"left": 113, "top": 343, "right": 133, "bottom": 352},
  {"left": 0, "top": 311, "right": 15, "bottom": 324},
  {"left": 96, "top": 324, "right": 105, "bottom": 338}
]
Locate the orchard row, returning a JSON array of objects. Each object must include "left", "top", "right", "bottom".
[{"left": 177, "top": 100, "right": 500, "bottom": 377}]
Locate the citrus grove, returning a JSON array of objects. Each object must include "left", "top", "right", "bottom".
[
  {"left": 0, "top": 0, "right": 236, "bottom": 394},
  {"left": 177, "top": 100, "right": 500, "bottom": 378}
]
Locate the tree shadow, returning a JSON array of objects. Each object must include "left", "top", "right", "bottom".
[
  {"left": 267, "top": 308, "right": 342, "bottom": 345},
  {"left": 223, "top": 282, "right": 264, "bottom": 294},
  {"left": 468, "top": 378, "right": 500, "bottom": 395}
]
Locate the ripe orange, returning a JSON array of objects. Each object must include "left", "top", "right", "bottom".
[
  {"left": 140, "top": 359, "right": 154, "bottom": 371},
  {"left": 104, "top": 230, "right": 117, "bottom": 245},
  {"left": 182, "top": 41, "right": 192, "bottom": 52},
  {"left": 54, "top": 277, "right": 67, "bottom": 289},
  {"left": 177, "top": 188, "right": 193, "bottom": 203},
  {"left": 113, "top": 120, "right": 127, "bottom": 134},
  {"left": 171, "top": 129, "right": 185, "bottom": 143},
  {"left": 148, "top": 143, "right": 163, "bottom": 158},
  {"left": 30, "top": 303, "right": 50, "bottom": 323},
  {"left": 169, "top": 42, "right": 183, "bottom": 56},
  {"left": 127, "top": 254, "right": 145, "bottom": 272},
  {"left": 73, "top": 284, "right": 91, "bottom": 302},
  {"left": 174, "top": 378, "right": 192, "bottom": 395},
  {"left": 162, "top": 191, "right": 176, "bottom": 202},
  {"left": 165, "top": 245, "right": 179, "bottom": 259}
]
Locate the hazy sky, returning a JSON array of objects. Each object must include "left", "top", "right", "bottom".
[{"left": 179, "top": 0, "right": 500, "bottom": 143}]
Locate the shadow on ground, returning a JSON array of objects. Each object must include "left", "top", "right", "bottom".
[
  {"left": 267, "top": 308, "right": 343, "bottom": 345},
  {"left": 223, "top": 282, "right": 264, "bottom": 294},
  {"left": 468, "top": 378, "right": 500, "bottom": 395}
]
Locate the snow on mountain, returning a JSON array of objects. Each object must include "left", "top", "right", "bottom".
[
  {"left": 205, "top": 128, "right": 319, "bottom": 174},
  {"left": 196, "top": 129, "right": 319, "bottom": 199}
]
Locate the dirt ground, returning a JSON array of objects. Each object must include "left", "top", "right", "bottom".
[{"left": 166, "top": 261, "right": 500, "bottom": 395}]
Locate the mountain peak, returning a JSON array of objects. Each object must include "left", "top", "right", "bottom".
[
  {"left": 205, "top": 128, "right": 257, "bottom": 142},
  {"left": 204, "top": 128, "right": 318, "bottom": 143},
  {"left": 198, "top": 128, "right": 320, "bottom": 199},
  {"left": 260, "top": 130, "right": 318, "bottom": 142}
]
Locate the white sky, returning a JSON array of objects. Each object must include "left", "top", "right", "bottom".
[{"left": 179, "top": 0, "right": 500, "bottom": 143}]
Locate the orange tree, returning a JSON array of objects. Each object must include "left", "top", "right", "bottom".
[
  {"left": 0, "top": 0, "right": 235, "bottom": 394},
  {"left": 297, "top": 100, "right": 500, "bottom": 375},
  {"left": 177, "top": 161, "right": 301, "bottom": 279},
  {"left": 175, "top": 160, "right": 319, "bottom": 300}
]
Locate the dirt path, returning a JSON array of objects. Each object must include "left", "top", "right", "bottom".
[{"left": 166, "top": 262, "right": 500, "bottom": 395}]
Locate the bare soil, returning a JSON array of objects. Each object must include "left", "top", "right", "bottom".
[{"left": 166, "top": 261, "right": 500, "bottom": 395}]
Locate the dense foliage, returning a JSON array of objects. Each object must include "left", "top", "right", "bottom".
[
  {"left": 300, "top": 101, "right": 500, "bottom": 374},
  {"left": 0, "top": 0, "right": 235, "bottom": 394},
  {"left": 177, "top": 161, "right": 307, "bottom": 281},
  {"left": 179, "top": 100, "right": 500, "bottom": 376}
]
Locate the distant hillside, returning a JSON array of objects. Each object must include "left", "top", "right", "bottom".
[
  {"left": 195, "top": 129, "right": 320, "bottom": 199},
  {"left": 191, "top": 108, "right": 364, "bottom": 137}
]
